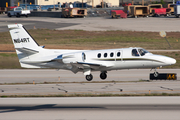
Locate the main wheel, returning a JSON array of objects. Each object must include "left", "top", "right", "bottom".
[
  {"left": 86, "top": 74, "right": 93, "bottom": 81},
  {"left": 100, "top": 72, "right": 107, "bottom": 80},
  {"left": 166, "top": 14, "right": 169, "bottom": 17}
]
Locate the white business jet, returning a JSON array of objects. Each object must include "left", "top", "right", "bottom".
[{"left": 8, "top": 24, "right": 176, "bottom": 81}]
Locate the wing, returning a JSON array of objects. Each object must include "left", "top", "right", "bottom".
[
  {"left": 53, "top": 55, "right": 113, "bottom": 74},
  {"left": 70, "top": 62, "right": 113, "bottom": 74}
]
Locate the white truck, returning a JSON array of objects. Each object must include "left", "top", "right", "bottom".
[{"left": 7, "top": 7, "right": 30, "bottom": 17}]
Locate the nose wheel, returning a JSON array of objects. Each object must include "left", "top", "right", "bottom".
[
  {"left": 152, "top": 68, "right": 159, "bottom": 77},
  {"left": 154, "top": 71, "right": 159, "bottom": 77},
  {"left": 86, "top": 74, "right": 93, "bottom": 81},
  {"left": 100, "top": 72, "right": 107, "bottom": 80}
]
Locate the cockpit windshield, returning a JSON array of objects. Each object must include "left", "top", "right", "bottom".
[{"left": 138, "top": 49, "right": 149, "bottom": 56}]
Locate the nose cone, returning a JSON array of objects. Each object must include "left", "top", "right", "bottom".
[{"left": 166, "top": 57, "right": 176, "bottom": 65}]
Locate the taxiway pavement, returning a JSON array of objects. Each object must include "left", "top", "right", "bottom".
[
  {"left": 0, "top": 69, "right": 179, "bottom": 95},
  {"left": 1, "top": 15, "right": 180, "bottom": 32},
  {"left": 0, "top": 97, "right": 180, "bottom": 120},
  {"left": 0, "top": 69, "right": 179, "bottom": 83}
]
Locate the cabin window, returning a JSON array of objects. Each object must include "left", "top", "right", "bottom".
[
  {"left": 104, "top": 53, "right": 107, "bottom": 58},
  {"left": 110, "top": 52, "right": 114, "bottom": 57},
  {"left": 117, "top": 52, "right": 121, "bottom": 57},
  {"left": 138, "top": 49, "right": 149, "bottom": 56},
  {"left": 132, "top": 49, "right": 139, "bottom": 56},
  {"left": 97, "top": 53, "right": 101, "bottom": 58}
]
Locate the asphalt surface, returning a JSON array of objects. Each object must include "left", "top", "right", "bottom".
[
  {"left": 0, "top": 97, "right": 180, "bottom": 120},
  {"left": 0, "top": 19, "right": 79, "bottom": 32},
  {"left": 1, "top": 80, "right": 180, "bottom": 95},
  {"left": 0, "top": 69, "right": 179, "bottom": 95},
  {"left": 0, "top": 69, "right": 179, "bottom": 83},
  {"left": 1, "top": 14, "right": 180, "bottom": 32}
]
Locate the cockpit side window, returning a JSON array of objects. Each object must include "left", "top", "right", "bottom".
[
  {"left": 82, "top": 52, "right": 86, "bottom": 61},
  {"left": 132, "top": 49, "right": 139, "bottom": 56},
  {"left": 138, "top": 49, "right": 149, "bottom": 56}
]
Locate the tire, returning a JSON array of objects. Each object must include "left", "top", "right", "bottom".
[
  {"left": 8, "top": 13, "right": 11, "bottom": 17},
  {"left": 25, "top": 15, "right": 28, "bottom": 17},
  {"left": 86, "top": 74, "right": 93, "bottom": 81},
  {"left": 100, "top": 72, "right": 107, "bottom": 80},
  {"left": 16, "top": 13, "right": 20, "bottom": 17},
  {"left": 155, "top": 14, "right": 159, "bottom": 17}
]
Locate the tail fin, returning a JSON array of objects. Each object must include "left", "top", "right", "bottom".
[
  {"left": 8, "top": 24, "right": 42, "bottom": 68},
  {"left": 8, "top": 24, "right": 39, "bottom": 50}
]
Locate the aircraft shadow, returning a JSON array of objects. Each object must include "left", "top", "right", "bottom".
[{"left": 0, "top": 104, "right": 105, "bottom": 113}]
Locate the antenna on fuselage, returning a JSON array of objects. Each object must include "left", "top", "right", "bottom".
[{"left": 159, "top": 31, "right": 171, "bottom": 48}]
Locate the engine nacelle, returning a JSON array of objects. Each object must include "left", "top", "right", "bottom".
[{"left": 62, "top": 52, "right": 86, "bottom": 64}]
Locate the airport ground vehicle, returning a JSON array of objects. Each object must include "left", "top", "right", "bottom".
[
  {"left": 111, "top": 10, "right": 127, "bottom": 18},
  {"left": 62, "top": 8, "right": 87, "bottom": 18},
  {"left": 0, "top": 7, "right": 7, "bottom": 14},
  {"left": 152, "top": 8, "right": 171, "bottom": 17},
  {"left": 7, "top": 7, "right": 30, "bottom": 17},
  {"left": 130, "top": 6, "right": 149, "bottom": 18},
  {"left": 148, "top": 4, "right": 162, "bottom": 15}
]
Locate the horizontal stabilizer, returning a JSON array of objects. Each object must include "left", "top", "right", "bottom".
[{"left": 15, "top": 47, "right": 39, "bottom": 54}]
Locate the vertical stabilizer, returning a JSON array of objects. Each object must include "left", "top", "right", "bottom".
[
  {"left": 8, "top": 24, "right": 42, "bottom": 68},
  {"left": 8, "top": 24, "right": 39, "bottom": 50}
]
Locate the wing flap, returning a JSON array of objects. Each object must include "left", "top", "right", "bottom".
[{"left": 71, "top": 62, "right": 106, "bottom": 70}]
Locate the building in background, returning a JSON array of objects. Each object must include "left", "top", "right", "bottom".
[
  {"left": 0, "top": 0, "right": 35, "bottom": 7},
  {"left": 35, "top": 0, "right": 119, "bottom": 7},
  {"left": 0, "top": 0, "right": 119, "bottom": 8}
]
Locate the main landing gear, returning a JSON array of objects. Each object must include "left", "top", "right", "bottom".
[
  {"left": 85, "top": 71, "right": 107, "bottom": 81},
  {"left": 86, "top": 74, "right": 93, "bottom": 81},
  {"left": 100, "top": 71, "right": 107, "bottom": 80}
]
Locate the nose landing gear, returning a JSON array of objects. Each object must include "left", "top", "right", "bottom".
[
  {"left": 153, "top": 68, "right": 159, "bottom": 77},
  {"left": 150, "top": 68, "right": 159, "bottom": 77},
  {"left": 150, "top": 68, "right": 177, "bottom": 80}
]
